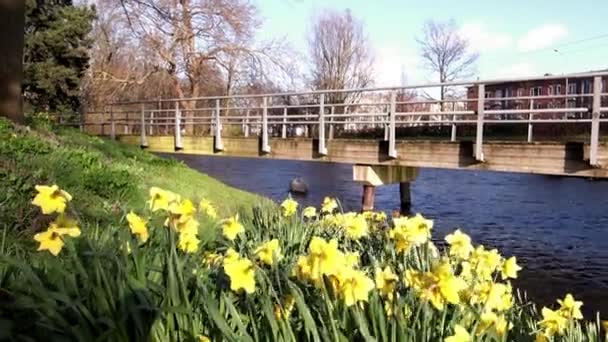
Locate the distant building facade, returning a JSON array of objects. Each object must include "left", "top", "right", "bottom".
[{"left": 466, "top": 70, "right": 608, "bottom": 111}]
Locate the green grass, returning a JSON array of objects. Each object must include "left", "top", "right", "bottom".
[{"left": 0, "top": 117, "right": 267, "bottom": 237}]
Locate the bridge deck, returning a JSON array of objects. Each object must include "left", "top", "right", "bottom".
[{"left": 118, "top": 135, "right": 608, "bottom": 178}]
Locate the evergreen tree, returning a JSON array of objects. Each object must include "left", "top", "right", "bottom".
[{"left": 24, "top": 0, "right": 95, "bottom": 115}]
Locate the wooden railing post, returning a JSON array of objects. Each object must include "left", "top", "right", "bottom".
[
  {"left": 527, "top": 99, "right": 534, "bottom": 143},
  {"left": 110, "top": 105, "right": 116, "bottom": 140},
  {"left": 244, "top": 109, "right": 250, "bottom": 137},
  {"left": 329, "top": 106, "right": 335, "bottom": 140},
  {"left": 450, "top": 102, "right": 457, "bottom": 142},
  {"left": 261, "top": 97, "right": 270, "bottom": 153},
  {"left": 590, "top": 76, "right": 601, "bottom": 166},
  {"left": 174, "top": 101, "right": 182, "bottom": 150},
  {"left": 214, "top": 98, "right": 223, "bottom": 151},
  {"left": 475, "top": 84, "right": 485, "bottom": 161},
  {"left": 388, "top": 91, "right": 397, "bottom": 158},
  {"left": 282, "top": 107, "right": 287, "bottom": 138},
  {"left": 140, "top": 103, "right": 148, "bottom": 147},
  {"left": 318, "top": 93, "right": 327, "bottom": 155}
]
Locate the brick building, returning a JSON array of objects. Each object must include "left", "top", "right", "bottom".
[{"left": 466, "top": 70, "right": 608, "bottom": 111}]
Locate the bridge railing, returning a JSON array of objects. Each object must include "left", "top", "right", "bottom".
[{"left": 78, "top": 71, "right": 608, "bottom": 166}]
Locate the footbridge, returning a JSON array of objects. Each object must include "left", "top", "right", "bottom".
[{"left": 79, "top": 71, "right": 608, "bottom": 210}]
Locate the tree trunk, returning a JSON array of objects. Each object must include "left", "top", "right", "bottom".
[{"left": 0, "top": 0, "right": 25, "bottom": 123}]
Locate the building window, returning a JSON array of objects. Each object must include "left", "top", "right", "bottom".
[
  {"left": 568, "top": 83, "right": 577, "bottom": 94},
  {"left": 485, "top": 92, "right": 493, "bottom": 98},
  {"left": 530, "top": 87, "right": 542, "bottom": 96},
  {"left": 582, "top": 80, "right": 591, "bottom": 94},
  {"left": 556, "top": 84, "right": 562, "bottom": 95},
  {"left": 517, "top": 88, "right": 524, "bottom": 97},
  {"left": 548, "top": 85, "right": 554, "bottom": 95}
]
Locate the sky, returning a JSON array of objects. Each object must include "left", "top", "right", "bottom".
[{"left": 254, "top": 0, "right": 608, "bottom": 87}]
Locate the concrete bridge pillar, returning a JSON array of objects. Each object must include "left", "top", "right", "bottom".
[{"left": 353, "top": 165, "right": 418, "bottom": 213}]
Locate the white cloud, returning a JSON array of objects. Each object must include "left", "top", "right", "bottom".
[
  {"left": 459, "top": 22, "right": 512, "bottom": 52},
  {"left": 517, "top": 24, "right": 568, "bottom": 52},
  {"left": 374, "top": 46, "right": 421, "bottom": 86},
  {"left": 492, "top": 61, "right": 537, "bottom": 78}
]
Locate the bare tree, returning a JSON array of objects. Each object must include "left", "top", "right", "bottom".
[
  {"left": 0, "top": 0, "right": 25, "bottom": 123},
  {"left": 417, "top": 20, "right": 478, "bottom": 109},
  {"left": 308, "top": 9, "right": 374, "bottom": 106}
]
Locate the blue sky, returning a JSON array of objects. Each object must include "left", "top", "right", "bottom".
[{"left": 254, "top": 0, "right": 608, "bottom": 86}]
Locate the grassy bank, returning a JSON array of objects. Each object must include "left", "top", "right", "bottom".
[{"left": 0, "top": 118, "right": 266, "bottom": 239}]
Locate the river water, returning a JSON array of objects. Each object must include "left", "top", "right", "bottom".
[{"left": 163, "top": 153, "right": 608, "bottom": 316}]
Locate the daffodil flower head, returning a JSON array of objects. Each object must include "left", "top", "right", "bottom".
[
  {"left": 223, "top": 254, "right": 256, "bottom": 294},
  {"left": 335, "top": 267, "right": 375, "bottom": 306},
  {"left": 126, "top": 211, "right": 149, "bottom": 243},
  {"left": 445, "top": 229, "right": 473, "bottom": 260},
  {"left": 539, "top": 307, "right": 568, "bottom": 337},
  {"left": 321, "top": 197, "right": 338, "bottom": 214},
  {"left": 375, "top": 266, "right": 399, "bottom": 300},
  {"left": 199, "top": 199, "right": 217, "bottom": 219},
  {"left": 32, "top": 184, "right": 72, "bottom": 214},
  {"left": 445, "top": 324, "right": 471, "bottom": 342},
  {"left": 280, "top": 197, "right": 298, "bottom": 217},
  {"left": 34, "top": 229, "right": 65, "bottom": 256},
  {"left": 177, "top": 230, "right": 200, "bottom": 253},
  {"left": 255, "top": 239, "right": 282, "bottom": 266},
  {"left": 148, "top": 187, "right": 179, "bottom": 212},
  {"left": 222, "top": 214, "right": 244, "bottom": 241},
  {"left": 342, "top": 212, "right": 369, "bottom": 240},
  {"left": 557, "top": 293, "right": 583, "bottom": 320},
  {"left": 33, "top": 215, "right": 81, "bottom": 256},
  {"left": 501, "top": 256, "right": 522, "bottom": 280},
  {"left": 302, "top": 206, "right": 317, "bottom": 219}
]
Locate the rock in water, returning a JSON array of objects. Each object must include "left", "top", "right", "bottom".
[{"left": 289, "top": 177, "right": 308, "bottom": 194}]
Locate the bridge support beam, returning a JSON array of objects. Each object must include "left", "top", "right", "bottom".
[{"left": 353, "top": 164, "right": 418, "bottom": 213}]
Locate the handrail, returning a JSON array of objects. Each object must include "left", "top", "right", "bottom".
[{"left": 108, "top": 70, "right": 608, "bottom": 105}]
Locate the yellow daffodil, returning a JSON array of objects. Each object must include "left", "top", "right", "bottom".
[
  {"left": 167, "top": 199, "right": 197, "bottom": 225},
  {"left": 176, "top": 216, "right": 199, "bottom": 236},
  {"left": 222, "top": 214, "right": 244, "bottom": 241},
  {"left": 306, "top": 237, "right": 343, "bottom": 282},
  {"left": 445, "top": 324, "right": 471, "bottom": 342},
  {"left": 34, "top": 229, "right": 65, "bottom": 256},
  {"left": 336, "top": 268, "right": 375, "bottom": 306},
  {"left": 321, "top": 197, "right": 338, "bottom": 214},
  {"left": 281, "top": 198, "right": 298, "bottom": 217},
  {"left": 375, "top": 266, "right": 399, "bottom": 300},
  {"left": 126, "top": 211, "right": 149, "bottom": 243},
  {"left": 177, "top": 231, "right": 200, "bottom": 253},
  {"left": 539, "top": 307, "right": 567, "bottom": 337},
  {"left": 344, "top": 252, "right": 360, "bottom": 268},
  {"left": 148, "top": 187, "right": 179, "bottom": 212},
  {"left": 302, "top": 206, "right": 317, "bottom": 219},
  {"left": 557, "top": 293, "right": 583, "bottom": 320},
  {"left": 255, "top": 239, "right": 282, "bottom": 266},
  {"left": 33, "top": 215, "right": 81, "bottom": 256},
  {"left": 342, "top": 213, "right": 369, "bottom": 240},
  {"left": 445, "top": 229, "right": 474, "bottom": 260},
  {"left": 199, "top": 199, "right": 217, "bottom": 219},
  {"left": 32, "top": 185, "right": 72, "bottom": 214},
  {"left": 223, "top": 254, "right": 256, "bottom": 294},
  {"left": 501, "top": 256, "right": 522, "bottom": 280},
  {"left": 405, "top": 260, "right": 464, "bottom": 311}
]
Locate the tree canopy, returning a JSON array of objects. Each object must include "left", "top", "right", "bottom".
[{"left": 23, "top": 0, "right": 95, "bottom": 115}]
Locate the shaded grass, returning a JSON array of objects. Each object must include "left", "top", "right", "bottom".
[{"left": 0, "top": 118, "right": 267, "bottom": 237}]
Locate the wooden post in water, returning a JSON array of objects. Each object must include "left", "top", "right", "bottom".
[
  {"left": 399, "top": 182, "right": 411, "bottom": 214},
  {"left": 361, "top": 185, "right": 375, "bottom": 212}
]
